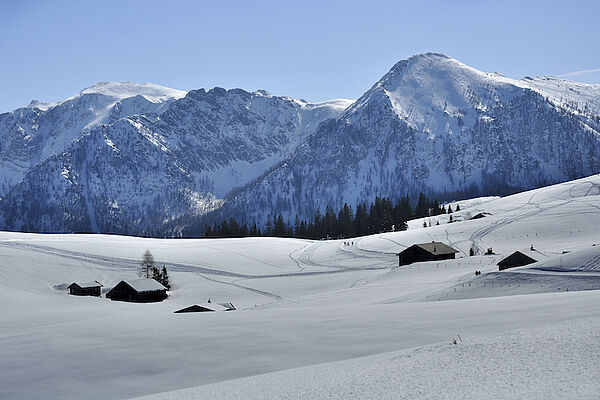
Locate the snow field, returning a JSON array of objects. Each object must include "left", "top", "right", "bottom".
[
  {"left": 134, "top": 316, "right": 600, "bottom": 400},
  {"left": 1, "top": 174, "right": 600, "bottom": 399}
]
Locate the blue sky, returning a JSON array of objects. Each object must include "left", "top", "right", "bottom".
[{"left": 1, "top": 0, "right": 599, "bottom": 112}]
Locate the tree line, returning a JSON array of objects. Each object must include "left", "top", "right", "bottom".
[{"left": 204, "top": 193, "right": 458, "bottom": 240}]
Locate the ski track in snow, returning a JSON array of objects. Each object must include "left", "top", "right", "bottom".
[
  {"left": 0, "top": 239, "right": 393, "bottom": 304},
  {"left": 467, "top": 193, "right": 574, "bottom": 254}
]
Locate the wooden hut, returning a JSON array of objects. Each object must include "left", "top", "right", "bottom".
[
  {"left": 497, "top": 251, "right": 539, "bottom": 271},
  {"left": 106, "top": 279, "right": 167, "bottom": 302},
  {"left": 68, "top": 281, "right": 102, "bottom": 296},
  {"left": 174, "top": 303, "right": 231, "bottom": 313},
  {"left": 396, "top": 242, "right": 458, "bottom": 266}
]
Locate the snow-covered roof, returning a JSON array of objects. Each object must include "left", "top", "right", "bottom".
[
  {"left": 69, "top": 281, "right": 102, "bottom": 289},
  {"left": 174, "top": 303, "right": 231, "bottom": 313},
  {"left": 124, "top": 279, "right": 167, "bottom": 292},
  {"left": 199, "top": 303, "right": 230, "bottom": 312},
  {"left": 507, "top": 248, "right": 550, "bottom": 261},
  {"left": 413, "top": 242, "right": 458, "bottom": 255}
]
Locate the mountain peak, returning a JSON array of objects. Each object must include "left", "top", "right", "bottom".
[
  {"left": 378, "top": 53, "right": 480, "bottom": 89},
  {"left": 27, "top": 99, "right": 58, "bottom": 111},
  {"left": 386, "top": 52, "right": 452, "bottom": 73},
  {"left": 407, "top": 52, "right": 451, "bottom": 61},
  {"left": 78, "top": 81, "right": 187, "bottom": 103}
]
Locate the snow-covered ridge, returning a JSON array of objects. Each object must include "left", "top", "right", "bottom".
[
  {"left": 292, "top": 97, "right": 355, "bottom": 111},
  {"left": 77, "top": 81, "right": 187, "bottom": 103},
  {"left": 26, "top": 99, "right": 58, "bottom": 111},
  {"left": 25, "top": 81, "right": 187, "bottom": 113},
  {"left": 354, "top": 52, "right": 600, "bottom": 131},
  {"left": 517, "top": 75, "right": 600, "bottom": 117}
]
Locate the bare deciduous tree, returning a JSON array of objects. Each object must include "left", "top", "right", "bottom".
[{"left": 139, "top": 250, "right": 155, "bottom": 278}]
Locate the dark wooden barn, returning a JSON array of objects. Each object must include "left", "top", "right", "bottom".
[
  {"left": 497, "top": 251, "right": 538, "bottom": 271},
  {"left": 397, "top": 242, "right": 458, "bottom": 266},
  {"left": 106, "top": 278, "right": 167, "bottom": 302},
  {"left": 68, "top": 281, "right": 102, "bottom": 296}
]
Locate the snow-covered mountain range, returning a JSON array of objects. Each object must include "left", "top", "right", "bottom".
[
  {"left": 0, "top": 81, "right": 350, "bottom": 234},
  {"left": 0, "top": 81, "right": 186, "bottom": 196},
  {"left": 1, "top": 53, "right": 599, "bottom": 235}
]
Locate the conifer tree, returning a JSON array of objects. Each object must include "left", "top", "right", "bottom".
[
  {"left": 274, "top": 214, "right": 286, "bottom": 236},
  {"left": 294, "top": 214, "right": 301, "bottom": 236},
  {"left": 152, "top": 266, "right": 161, "bottom": 281},
  {"left": 313, "top": 209, "right": 322, "bottom": 239},
  {"left": 265, "top": 214, "right": 274, "bottom": 236},
  {"left": 354, "top": 203, "right": 368, "bottom": 236},
  {"left": 161, "top": 265, "right": 171, "bottom": 289},
  {"left": 416, "top": 193, "right": 429, "bottom": 217}
]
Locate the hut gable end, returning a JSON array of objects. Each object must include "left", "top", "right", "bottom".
[{"left": 498, "top": 251, "right": 538, "bottom": 271}]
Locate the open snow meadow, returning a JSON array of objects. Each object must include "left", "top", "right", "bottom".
[{"left": 2, "top": 174, "right": 600, "bottom": 399}]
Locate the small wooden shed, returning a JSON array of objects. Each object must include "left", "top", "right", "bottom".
[
  {"left": 68, "top": 281, "right": 102, "bottom": 296},
  {"left": 174, "top": 303, "right": 231, "bottom": 313},
  {"left": 106, "top": 279, "right": 167, "bottom": 302},
  {"left": 396, "top": 242, "right": 458, "bottom": 266},
  {"left": 497, "top": 251, "right": 538, "bottom": 271}
]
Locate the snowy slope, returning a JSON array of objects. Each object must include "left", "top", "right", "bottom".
[
  {"left": 1, "top": 175, "right": 600, "bottom": 399},
  {"left": 218, "top": 53, "right": 600, "bottom": 226},
  {"left": 134, "top": 317, "right": 600, "bottom": 400}
]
